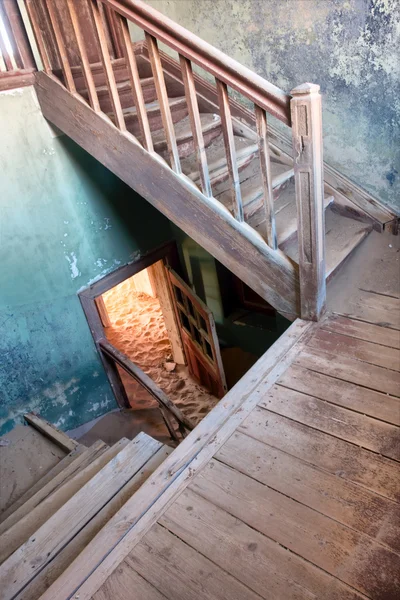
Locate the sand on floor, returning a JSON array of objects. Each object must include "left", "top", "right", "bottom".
[{"left": 102, "top": 275, "right": 218, "bottom": 425}]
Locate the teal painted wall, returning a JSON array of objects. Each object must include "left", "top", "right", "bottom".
[
  {"left": 143, "top": 0, "right": 400, "bottom": 211},
  {"left": 0, "top": 86, "right": 173, "bottom": 435}
]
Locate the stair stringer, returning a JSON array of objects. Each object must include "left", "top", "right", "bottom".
[{"left": 34, "top": 71, "right": 300, "bottom": 318}]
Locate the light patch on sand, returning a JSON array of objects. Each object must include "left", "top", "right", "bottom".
[{"left": 103, "top": 275, "right": 218, "bottom": 424}]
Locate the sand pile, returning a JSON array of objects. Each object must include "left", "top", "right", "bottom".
[{"left": 102, "top": 276, "right": 218, "bottom": 424}]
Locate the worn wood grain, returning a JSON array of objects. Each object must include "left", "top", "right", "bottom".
[
  {"left": 127, "top": 522, "right": 261, "bottom": 600},
  {"left": 161, "top": 487, "right": 367, "bottom": 600},
  {"left": 254, "top": 105, "right": 277, "bottom": 248},
  {"left": 35, "top": 71, "right": 299, "bottom": 316},
  {"left": 16, "top": 446, "right": 171, "bottom": 600},
  {"left": 308, "top": 328, "right": 400, "bottom": 371},
  {"left": 93, "top": 562, "right": 166, "bottom": 600},
  {"left": 217, "top": 431, "right": 400, "bottom": 551},
  {"left": 191, "top": 460, "right": 400, "bottom": 599},
  {"left": 259, "top": 384, "right": 400, "bottom": 460},
  {"left": 44, "top": 0, "right": 75, "bottom": 92},
  {"left": 0, "top": 440, "right": 122, "bottom": 564},
  {"left": 45, "top": 320, "right": 312, "bottom": 600},
  {"left": 345, "top": 290, "right": 400, "bottom": 330},
  {"left": 0, "top": 434, "right": 161, "bottom": 600},
  {"left": 239, "top": 407, "right": 400, "bottom": 502},
  {"left": 278, "top": 364, "right": 400, "bottom": 426},
  {"left": 295, "top": 347, "right": 400, "bottom": 397},
  {"left": 0, "top": 440, "right": 105, "bottom": 536},
  {"left": 324, "top": 314, "right": 400, "bottom": 349}
]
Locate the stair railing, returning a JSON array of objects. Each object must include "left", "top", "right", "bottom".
[
  {"left": 25, "top": 0, "right": 326, "bottom": 320},
  {"left": 0, "top": 0, "right": 36, "bottom": 90}
]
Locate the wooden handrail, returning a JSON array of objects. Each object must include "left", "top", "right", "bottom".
[
  {"left": 99, "top": 0, "right": 291, "bottom": 125},
  {"left": 98, "top": 338, "right": 195, "bottom": 432}
]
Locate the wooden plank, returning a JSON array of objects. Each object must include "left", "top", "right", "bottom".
[
  {"left": 161, "top": 488, "right": 368, "bottom": 600},
  {"left": 95, "top": 295, "right": 111, "bottom": 328},
  {"left": 216, "top": 79, "right": 244, "bottom": 222},
  {"left": 126, "top": 522, "right": 261, "bottom": 600},
  {"left": 179, "top": 55, "right": 212, "bottom": 197},
  {"left": 25, "top": 0, "right": 51, "bottom": 72},
  {"left": 2, "top": 0, "right": 35, "bottom": 70},
  {"left": 259, "top": 384, "right": 400, "bottom": 460},
  {"left": 90, "top": 0, "right": 125, "bottom": 130},
  {"left": 23, "top": 412, "right": 78, "bottom": 453},
  {"left": 278, "top": 364, "right": 400, "bottom": 426},
  {"left": 295, "top": 346, "right": 400, "bottom": 397},
  {"left": 35, "top": 72, "right": 299, "bottom": 316},
  {"left": 118, "top": 13, "right": 153, "bottom": 151},
  {"left": 41, "top": 320, "right": 313, "bottom": 600},
  {"left": 148, "top": 261, "right": 185, "bottom": 365},
  {"left": 190, "top": 459, "right": 400, "bottom": 599},
  {"left": 93, "top": 563, "right": 166, "bottom": 600},
  {"left": 0, "top": 441, "right": 105, "bottom": 535},
  {"left": 346, "top": 290, "right": 400, "bottom": 330},
  {"left": 308, "top": 328, "right": 400, "bottom": 371},
  {"left": 324, "top": 314, "right": 400, "bottom": 349},
  {"left": 254, "top": 105, "right": 277, "bottom": 248},
  {"left": 239, "top": 407, "right": 400, "bottom": 502},
  {"left": 0, "top": 433, "right": 161, "bottom": 600},
  {"left": 0, "top": 440, "right": 120, "bottom": 564},
  {"left": 290, "top": 83, "right": 326, "bottom": 321},
  {"left": 16, "top": 446, "right": 171, "bottom": 600},
  {"left": 145, "top": 33, "right": 181, "bottom": 173},
  {"left": 0, "top": 444, "right": 85, "bottom": 524},
  {"left": 217, "top": 431, "right": 400, "bottom": 551},
  {"left": 98, "top": 338, "right": 194, "bottom": 431},
  {"left": 65, "top": 0, "right": 100, "bottom": 111},
  {"left": 44, "top": 0, "right": 75, "bottom": 92}
]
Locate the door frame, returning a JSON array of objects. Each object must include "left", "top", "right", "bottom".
[{"left": 78, "top": 241, "right": 181, "bottom": 408}]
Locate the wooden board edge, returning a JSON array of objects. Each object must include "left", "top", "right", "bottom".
[{"left": 23, "top": 413, "right": 79, "bottom": 453}]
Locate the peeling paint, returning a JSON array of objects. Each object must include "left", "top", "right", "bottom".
[{"left": 65, "top": 252, "right": 81, "bottom": 279}]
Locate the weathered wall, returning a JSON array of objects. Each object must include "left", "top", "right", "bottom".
[
  {"left": 144, "top": 0, "right": 399, "bottom": 211},
  {"left": 0, "top": 86, "right": 173, "bottom": 435}
]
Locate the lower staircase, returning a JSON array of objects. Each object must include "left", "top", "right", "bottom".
[{"left": 0, "top": 424, "right": 170, "bottom": 600}]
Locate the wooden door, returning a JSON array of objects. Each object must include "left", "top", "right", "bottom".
[{"left": 166, "top": 268, "right": 227, "bottom": 398}]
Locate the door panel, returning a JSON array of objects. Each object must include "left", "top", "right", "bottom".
[{"left": 166, "top": 267, "right": 227, "bottom": 398}]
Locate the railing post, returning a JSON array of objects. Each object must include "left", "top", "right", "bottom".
[{"left": 290, "top": 83, "right": 326, "bottom": 321}]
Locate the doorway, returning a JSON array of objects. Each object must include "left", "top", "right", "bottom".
[{"left": 79, "top": 242, "right": 226, "bottom": 430}]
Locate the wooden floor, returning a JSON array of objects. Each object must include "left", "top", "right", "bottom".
[{"left": 35, "top": 281, "right": 399, "bottom": 600}]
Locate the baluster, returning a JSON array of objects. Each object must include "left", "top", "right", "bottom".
[
  {"left": 145, "top": 32, "right": 181, "bottom": 173},
  {"left": 216, "top": 79, "right": 243, "bottom": 222},
  {"left": 44, "top": 0, "right": 76, "bottom": 92},
  {"left": 0, "top": 32, "right": 13, "bottom": 71},
  {"left": 180, "top": 55, "right": 211, "bottom": 197},
  {"left": 254, "top": 105, "right": 277, "bottom": 249},
  {"left": 290, "top": 83, "right": 326, "bottom": 320},
  {"left": 66, "top": 0, "right": 100, "bottom": 111},
  {"left": 25, "top": 0, "right": 51, "bottom": 73},
  {"left": 91, "top": 0, "right": 125, "bottom": 130},
  {"left": 117, "top": 13, "right": 153, "bottom": 151},
  {"left": 2, "top": 0, "right": 35, "bottom": 70}
]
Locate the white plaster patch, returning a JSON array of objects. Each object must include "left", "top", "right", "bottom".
[
  {"left": 95, "top": 258, "right": 107, "bottom": 268},
  {"left": 104, "top": 218, "right": 112, "bottom": 230},
  {"left": 65, "top": 252, "right": 81, "bottom": 279},
  {"left": 42, "top": 147, "right": 56, "bottom": 156},
  {"left": 0, "top": 87, "right": 23, "bottom": 96},
  {"left": 41, "top": 378, "right": 79, "bottom": 408}
]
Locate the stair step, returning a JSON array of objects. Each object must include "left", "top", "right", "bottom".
[
  {"left": 120, "top": 96, "right": 188, "bottom": 138},
  {"left": 281, "top": 206, "right": 373, "bottom": 278},
  {"left": 0, "top": 439, "right": 118, "bottom": 563},
  {"left": 19, "top": 437, "right": 171, "bottom": 600},
  {"left": 0, "top": 440, "right": 105, "bottom": 533},
  {"left": 81, "top": 77, "right": 157, "bottom": 113},
  {"left": 0, "top": 433, "right": 163, "bottom": 599},
  {"left": 153, "top": 112, "right": 222, "bottom": 159}
]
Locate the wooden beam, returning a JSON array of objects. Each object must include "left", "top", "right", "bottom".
[
  {"left": 35, "top": 72, "right": 299, "bottom": 317},
  {"left": 290, "top": 83, "right": 326, "bottom": 321},
  {"left": 23, "top": 412, "right": 78, "bottom": 453}
]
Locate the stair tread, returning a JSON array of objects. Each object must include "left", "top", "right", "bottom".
[
  {"left": 18, "top": 438, "right": 171, "bottom": 600},
  {"left": 0, "top": 433, "right": 162, "bottom": 599},
  {"left": 282, "top": 206, "right": 373, "bottom": 277},
  {"left": 121, "top": 95, "right": 186, "bottom": 117},
  {"left": 153, "top": 112, "right": 221, "bottom": 154},
  {"left": 95, "top": 76, "right": 154, "bottom": 97}
]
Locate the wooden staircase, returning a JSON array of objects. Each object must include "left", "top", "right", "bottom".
[
  {"left": 24, "top": 0, "right": 398, "bottom": 322},
  {"left": 0, "top": 424, "right": 170, "bottom": 599}
]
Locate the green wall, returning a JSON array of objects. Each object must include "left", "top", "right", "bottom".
[
  {"left": 143, "top": 0, "right": 400, "bottom": 212},
  {"left": 0, "top": 86, "right": 173, "bottom": 435}
]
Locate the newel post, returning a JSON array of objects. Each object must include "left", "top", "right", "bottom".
[{"left": 290, "top": 83, "right": 326, "bottom": 321}]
